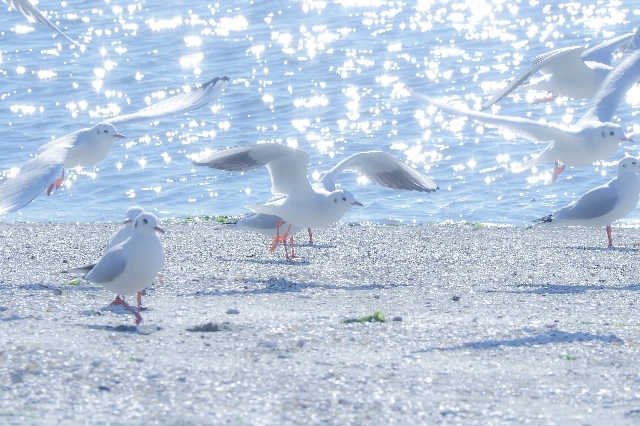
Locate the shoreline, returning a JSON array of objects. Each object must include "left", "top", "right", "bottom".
[{"left": 1, "top": 222, "right": 640, "bottom": 424}]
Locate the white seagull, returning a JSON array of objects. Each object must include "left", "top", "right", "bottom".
[
  {"left": 482, "top": 32, "right": 636, "bottom": 110},
  {"left": 0, "top": 76, "right": 229, "bottom": 214},
  {"left": 105, "top": 206, "right": 145, "bottom": 253},
  {"left": 195, "top": 146, "right": 439, "bottom": 257},
  {"left": 3, "top": 0, "right": 82, "bottom": 47},
  {"left": 534, "top": 156, "right": 640, "bottom": 247},
  {"left": 411, "top": 40, "right": 640, "bottom": 181},
  {"left": 68, "top": 212, "right": 165, "bottom": 324}
]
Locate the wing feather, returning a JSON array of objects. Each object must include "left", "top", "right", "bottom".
[
  {"left": 3, "top": 0, "right": 81, "bottom": 46},
  {"left": 318, "top": 151, "right": 438, "bottom": 192},
  {"left": 84, "top": 248, "right": 128, "bottom": 284}
]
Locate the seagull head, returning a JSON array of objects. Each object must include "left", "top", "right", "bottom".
[
  {"left": 124, "top": 206, "right": 145, "bottom": 224},
  {"left": 331, "top": 189, "right": 363, "bottom": 210},
  {"left": 95, "top": 122, "right": 125, "bottom": 140},
  {"left": 598, "top": 122, "right": 633, "bottom": 143},
  {"left": 133, "top": 212, "right": 165, "bottom": 234},
  {"left": 618, "top": 156, "right": 640, "bottom": 174}
]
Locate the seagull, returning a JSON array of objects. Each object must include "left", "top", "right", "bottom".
[
  {"left": 0, "top": 76, "right": 229, "bottom": 214},
  {"left": 105, "top": 206, "right": 145, "bottom": 253},
  {"left": 410, "top": 39, "right": 640, "bottom": 181},
  {"left": 482, "top": 32, "right": 636, "bottom": 110},
  {"left": 3, "top": 0, "right": 82, "bottom": 47},
  {"left": 533, "top": 156, "right": 640, "bottom": 247},
  {"left": 194, "top": 146, "right": 439, "bottom": 257},
  {"left": 67, "top": 212, "right": 165, "bottom": 324}
]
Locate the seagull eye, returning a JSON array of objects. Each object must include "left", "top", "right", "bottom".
[
  {"left": 143, "top": 218, "right": 148, "bottom": 224},
  {"left": 610, "top": 131, "right": 615, "bottom": 136},
  {"left": 103, "top": 129, "right": 109, "bottom": 134},
  {"left": 342, "top": 197, "right": 346, "bottom": 201}
]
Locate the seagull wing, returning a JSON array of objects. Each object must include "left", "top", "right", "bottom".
[
  {"left": 85, "top": 247, "right": 128, "bottom": 284},
  {"left": 3, "top": 0, "right": 80, "bottom": 46},
  {"left": 0, "top": 132, "right": 79, "bottom": 214},
  {"left": 554, "top": 182, "right": 618, "bottom": 221},
  {"left": 578, "top": 48, "right": 640, "bottom": 124},
  {"left": 318, "top": 151, "right": 438, "bottom": 192},
  {"left": 193, "top": 143, "right": 313, "bottom": 197},
  {"left": 106, "top": 76, "right": 229, "bottom": 128},
  {"left": 481, "top": 46, "right": 585, "bottom": 111},
  {"left": 582, "top": 32, "right": 635, "bottom": 65},
  {"left": 412, "top": 90, "right": 566, "bottom": 142}
]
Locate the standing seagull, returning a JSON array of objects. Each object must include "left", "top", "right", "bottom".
[
  {"left": 410, "top": 33, "right": 640, "bottom": 181},
  {"left": 0, "top": 76, "right": 229, "bottom": 214},
  {"left": 68, "top": 212, "right": 165, "bottom": 324},
  {"left": 482, "top": 32, "right": 636, "bottom": 110},
  {"left": 194, "top": 146, "right": 438, "bottom": 257},
  {"left": 105, "top": 206, "right": 145, "bottom": 253},
  {"left": 3, "top": 0, "right": 82, "bottom": 47},
  {"left": 534, "top": 156, "right": 640, "bottom": 247}
]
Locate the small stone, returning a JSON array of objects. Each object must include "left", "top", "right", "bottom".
[
  {"left": 98, "top": 385, "right": 110, "bottom": 391},
  {"left": 296, "top": 339, "right": 306, "bottom": 348},
  {"left": 258, "top": 340, "right": 277, "bottom": 349},
  {"left": 452, "top": 295, "right": 461, "bottom": 302},
  {"left": 392, "top": 316, "right": 402, "bottom": 322},
  {"left": 187, "top": 322, "right": 220, "bottom": 333},
  {"left": 10, "top": 372, "right": 23, "bottom": 384},
  {"left": 52, "top": 289, "right": 62, "bottom": 296},
  {"left": 226, "top": 308, "right": 240, "bottom": 315},
  {"left": 374, "top": 295, "right": 380, "bottom": 299},
  {"left": 136, "top": 324, "right": 158, "bottom": 335}
]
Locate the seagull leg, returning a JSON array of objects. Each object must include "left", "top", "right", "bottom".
[
  {"left": 270, "top": 220, "right": 292, "bottom": 253},
  {"left": 606, "top": 225, "right": 614, "bottom": 248},
  {"left": 47, "top": 168, "right": 65, "bottom": 196},
  {"left": 308, "top": 228, "right": 313, "bottom": 244},
  {"left": 551, "top": 161, "right": 566, "bottom": 182},
  {"left": 290, "top": 235, "right": 296, "bottom": 259},
  {"left": 111, "top": 295, "right": 143, "bottom": 324},
  {"left": 110, "top": 295, "right": 124, "bottom": 305},
  {"left": 531, "top": 92, "right": 558, "bottom": 105}
]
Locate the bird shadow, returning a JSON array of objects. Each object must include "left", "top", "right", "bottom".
[
  {"left": 411, "top": 328, "right": 623, "bottom": 354},
  {"left": 556, "top": 245, "right": 638, "bottom": 253},
  {"left": 192, "top": 277, "right": 406, "bottom": 297},
  {"left": 501, "top": 282, "right": 640, "bottom": 295},
  {"left": 79, "top": 324, "right": 140, "bottom": 333},
  {"left": 217, "top": 256, "right": 311, "bottom": 266},
  {"left": 15, "top": 282, "right": 101, "bottom": 292}
]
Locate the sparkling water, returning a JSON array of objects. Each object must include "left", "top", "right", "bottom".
[{"left": 1, "top": 0, "right": 639, "bottom": 226}]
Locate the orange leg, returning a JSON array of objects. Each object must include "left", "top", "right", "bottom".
[
  {"left": 532, "top": 92, "right": 558, "bottom": 105},
  {"left": 551, "top": 161, "right": 566, "bottom": 182},
  {"left": 270, "top": 220, "right": 292, "bottom": 253},
  {"left": 606, "top": 225, "right": 613, "bottom": 248},
  {"left": 47, "top": 168, "right": 65, "bottom": 196},
  {"left": 111, "top": 295, "right": 143, "bottom": 325}
]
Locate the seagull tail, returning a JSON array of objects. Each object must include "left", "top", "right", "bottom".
[{"left": 64, "top": 264, "right": 95, "bottom": 276}]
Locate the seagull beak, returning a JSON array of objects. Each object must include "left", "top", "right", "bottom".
[
  {"left": 154, "top": 226, "right": 165, "bottom": 234},
  {"left": 351, "top": 201, "right": 363, "bottom": 207},
  {"left": 621, "top": 136, "right": 634, "bottom": 143},
  {"left": 124, "top": 219, "right": 133, "bottom": 224},
  {"left": 114, "top": 133, "right": 125, "bottom": 139}
]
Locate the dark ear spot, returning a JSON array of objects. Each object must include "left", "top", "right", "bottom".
[
  {"left": 134, "top": 221, "right": 138, "bottom": 228},
  {"left": 334, "top": 197, "right": 337, "bottom": 203},
  {"left": 601, "top": 130, "right": 605, "bottom": 137}
]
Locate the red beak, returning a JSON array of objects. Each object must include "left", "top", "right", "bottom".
[{"left": 351, "top": 201, "right": 363, "bottom": 207}]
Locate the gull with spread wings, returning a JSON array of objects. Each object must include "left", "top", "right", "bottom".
[{"left": 0, "top": 76, "right": 229, "bottom": 214}]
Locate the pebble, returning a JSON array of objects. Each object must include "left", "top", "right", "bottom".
[{"left": 226, "top": 308, "right": 240, "bottom": 314}]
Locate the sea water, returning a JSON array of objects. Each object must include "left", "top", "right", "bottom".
[{"left": 0, "top": 0, "right": 639, "bottom": 226}]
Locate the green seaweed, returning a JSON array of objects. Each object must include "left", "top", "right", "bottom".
[
  {"left": 65, "top": 279, "right": 81, "bottom": 286},
  {"left": 343, "top": 311, "right": 386, "bottom": 324},
  {"left": 560, "top": 354, "right": 578, "bottom": 361}
]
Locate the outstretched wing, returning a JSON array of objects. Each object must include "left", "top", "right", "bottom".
[
  {"left": 411, "top": 90, "right": 565, "bottom": 142},
  {"left": 0, "top": 132, "right": 79, "bottom": 214},
  {"left": 318, "top": 151, "right": 438, "bottom": 192},
  {"left": 582, "top": 32, "right": 635, "bottom": 65},
  {"left": 85, "top": 247, "right": 128, "bottom": 284},
  {"left": 481, "top": 46, "right": 586, "bottom": 111},
  {"left": 193, "top": 143, "right": 313, "bottom": 197},
  {"left": 3, "top": 0, "right": 81, "bottom": 46},
  {"left": 578, "top": 46, "right": 640, "bottom": 124},
  {"left": 106, "top": 76, "right": 229, "bottom": 128}
]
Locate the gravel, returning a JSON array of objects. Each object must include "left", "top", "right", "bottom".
[{"left": 1, "top": 220, "right": 640, "bottom": 424}]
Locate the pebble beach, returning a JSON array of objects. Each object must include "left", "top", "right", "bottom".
[{"left": 1, "top": 220, "right": 640, "bottom": 424}]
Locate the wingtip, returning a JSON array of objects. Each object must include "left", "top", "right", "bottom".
[{"left": 201, "top": 76, "right": 230, "bottom": 89}]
